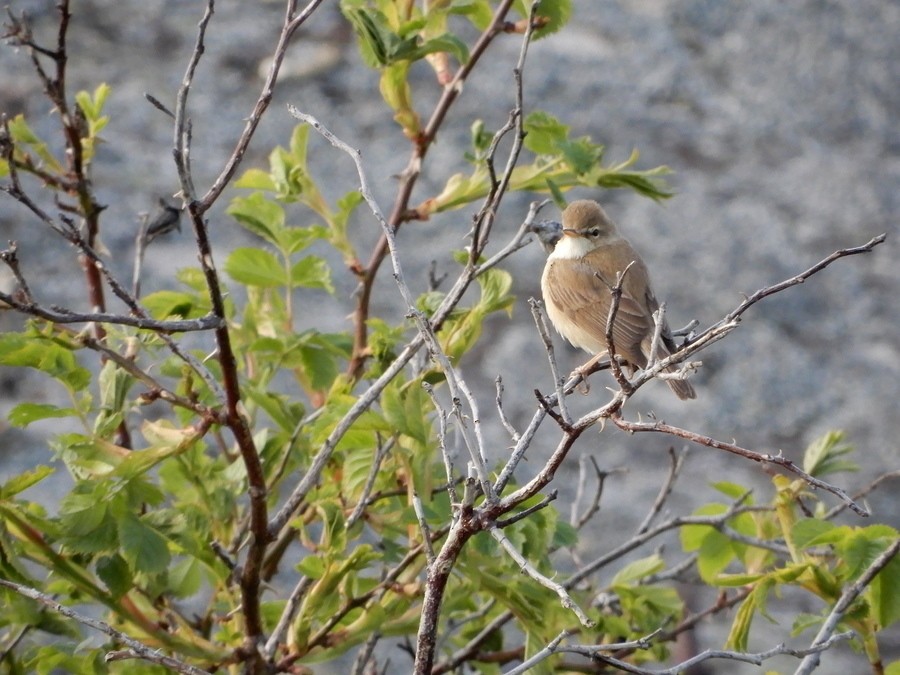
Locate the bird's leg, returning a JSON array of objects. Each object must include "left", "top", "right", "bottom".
[{"left": 573, "top": 352, "right": 609, "bottom": 394}]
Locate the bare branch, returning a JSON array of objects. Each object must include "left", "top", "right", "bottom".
[
  {"left": 0, "top": 579, "right": 211, "bottom": 675},
  {"left": 794, "top": 537, "right": 900, "bottom": 675},
  {"left": 566, "top": 631, "right": 855, "bottom": 674},
  {"left": 611, "top": 414, "right": 869, "bottom": 517}
]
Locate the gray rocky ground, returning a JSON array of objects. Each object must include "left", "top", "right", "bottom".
[{"left": 1, "top": 1, "right": 898, "bottom": 673}]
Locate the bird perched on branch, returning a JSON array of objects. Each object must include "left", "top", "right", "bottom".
[{"left": 540, "top": 199, "right": 696, "bottom": 400}]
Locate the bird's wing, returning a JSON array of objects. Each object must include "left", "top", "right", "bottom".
[{"left": 544, "top": 258, "right": 652, "bottom": 361}]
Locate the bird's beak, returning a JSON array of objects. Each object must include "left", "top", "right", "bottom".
[{"left": 561, "top": 228, "right": 578, "bottom": 237}]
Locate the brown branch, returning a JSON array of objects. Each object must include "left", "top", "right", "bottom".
[
  {"left": 611, "top": 414, "right": 869, "bottom": 517},
  {"left": 724, "top": 233, "right": 887, "bottom": 325},
  {"left": 604, "top": 261, "right": 636, "bottom": 395},
  {"left": 197, "top": 0, "right": 326, "bottom": 212},
  {"left": 170, "top": 0, "right": 281, "bottom": 661},
  {"left": 346, "top": 0, "right": 518, "bottom": 379}
]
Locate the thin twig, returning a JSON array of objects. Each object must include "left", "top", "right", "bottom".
[
  {"left": 413, "top": 491, "right": 437, "bottom": 567},
  {"left": 569, "top": 631, "right": 854, "bottom": 674},
  {"left": 489, "top": 527, "right": 594, "bottom": 627},
  {"left": 794, "top": 537, "right": 900, "bottom": 675},
  {"left": 634, "top": 448, "right": 686, "bottom": 535},
  {"left": 424, "top": 382, "right": 460, "bottom": 514},
  {"left": 0, "top": 579, "right": 211, "bottom": 675},
  {"left": 346, "top": 437, "right": 395, "bottom": 529},
  {"left": 612, "top": 414, "right": 869, "bottom": 517}
]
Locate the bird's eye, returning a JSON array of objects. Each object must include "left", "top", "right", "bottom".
[{"left": 589, "top": 228, "right": 601, "bottom": 237}]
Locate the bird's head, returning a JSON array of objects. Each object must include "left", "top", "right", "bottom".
[{"left": 561, "top": 200, "right": 619, "bottom": 245}]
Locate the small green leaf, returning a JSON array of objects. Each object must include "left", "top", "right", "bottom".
[
  {"left": 235, "top": 167, "right": 278, "bottom": 191},
  {"left": 726, "top": 578, "right": 774, "bottom": 651},
  {"left": 227, "top": 192, "right": 286, "bottom": 244},
  {"left": 290, "top": 256, "right": 333, "bottom": 291},
  {"left": 792, "top": 518, "right": 840, "bottom": 549},
  {"left": 345, "top": 7, "right": 393, "bottom": 67},
  {"left": 611, "top": 554, "right": 665, "bottom": 586},
  {"left": 803, "top": 430, "right": 857, "bottom": 477},
  {"left": 380, "top": 62, "right": 420, "bottom": 135},
  {"left": 296, "top": 554, "right": 327, "bottom": 580},
  {"left": 225, "top": 247, "right": 287, "bottom": 287},
  {"left": 0, "top": 332, "right": 90, "bottom": 392},
  {"left": 142, "top": 289, "right": 207, "bottom": 319},
  {"left": 0, "top": 465, "right": 54, "bottom": 498},
  {"left": 8, "top": 403, "right": 77, "bottom": 428},
  {"left": 523, "top": 111, "right": 569, "bottom": 156}
]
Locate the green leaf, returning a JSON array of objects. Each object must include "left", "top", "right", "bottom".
[
  {"left": 409, "top": 33, "right": 469, "bottom": 64},
  {"left": 282, "top": 225, "right": 329, "bottom": 256},
  {"left": 0, "top": 465, "right": 54, "bottom": 499},
  {"left": 450, "top": 0, "right": 494, "bottom": 29},
  {"left": 142, "top": 289, "right": 207, "bottom": 319},
  {"left": 96, "top": 553, "right": 133, "bottom": 599},
  {"left": 118, "top": 512, "right": 170, "bottom": 575},
  {"left": 523, "top": 111, "right": 569, "bottom": 156},
  {"left": 803, "top": 430, "right": 858, "bottom": 477},
  {"left": 234, "top": 167, "right": 278, "bottom": 191},
  {"left": 344, "top": 7, "right": 394, "bottom": 67},
  {"left": 840, "top": 528, "right": 898, "bottom": 579},
  {"left": 0, "top": 332, "right": 90, "bottom": 392},
  {"left": 296, "top": 554, "right": 327, "bottom": 580},
  {"left": 697, "top": 529, "right": 736, "bottom": 582},
  {"left": 8, "top": 403, "right": 77, "bottom": 428},
  {"left": 380, "top": 61, "right": 420, "bottom": 135},
  {"left": 869, "top": 546, "right": 900, "bottom": 628},
  {"left": 7, "top": 114, "right": 62, "bottom": 171},
  {"left": 726, "top": 578, "right": 774, "bottom": 651},
  {"left": 516, "top": 0, "right": 572, "bottom": 39},
  {"left": 290, "top": 256, "right": 333, "bottom": 291},
  {"left": 611, "top": 554, "right": 665, "bottom": 586},
  {"left": 74, "top": 83, "right": 111, "bottom": 121},
  {"left": 227, "top": 192, "right": 286, "bottom": 244},
  {"left": 225, "top": 247, "right": 287, "bottom": 287},
  {"left": 792, "top": 518, "right": 840, "bottom": 550}
]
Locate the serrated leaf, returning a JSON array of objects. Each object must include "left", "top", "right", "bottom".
[
  {"left": 118, "top": 512, "right": 170, "bottom": 575},
  {"left": 516, "top": 0, "right": 572, "bottom": 39},
  {"left": 0, "top": 332, "right": 90, "bottom": 392},
  {"left": 290, "top": 256, "right": 333, "bottom": 291},
  {"left": 227, "top": 192, "right": 286, "bottom": 244},
  {"left": 225, "top": 247, "right": 287, "bottom": 287},
  {"left": 523, "top": 111, "right": 569, "bottom": 156},
  {"left": 8, "top": 403, "right": 77, "bottom": 428},
  {"left": 0, "top": 465, "right": 54, "bottom": 498},
  {"left": 96, "top": 554, "right": 132, "bottom": 599},
  {"left": 792, "top": 518, "right": 840, "bottom": 550}
]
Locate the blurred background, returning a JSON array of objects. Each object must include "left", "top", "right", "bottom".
[{"left": 1, "top": 1, "right": 897, "bottom": 672}]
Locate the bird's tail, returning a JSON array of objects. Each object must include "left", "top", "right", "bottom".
[{"left": 663, "top": 366, "right": 696, "bottom": 400}]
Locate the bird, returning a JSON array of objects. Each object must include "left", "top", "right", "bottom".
[{"left": 540, "top": 199, "right": 696, "bottom": 400}]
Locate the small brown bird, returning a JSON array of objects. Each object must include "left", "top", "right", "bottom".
[{"left": 540, "top": 200, "right": 695, "bottom": 400}]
